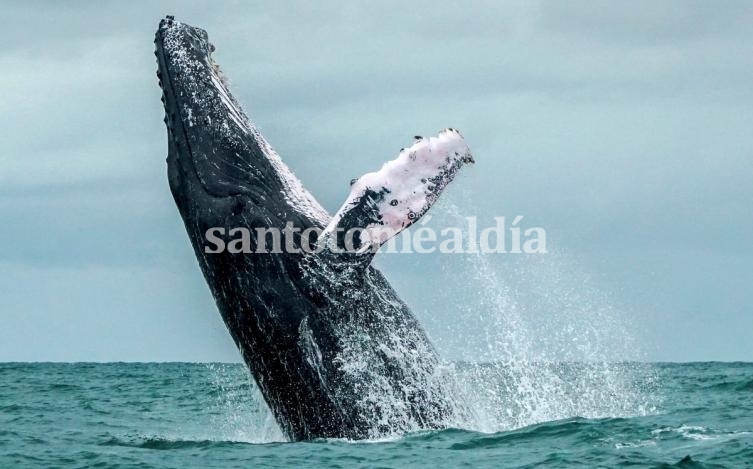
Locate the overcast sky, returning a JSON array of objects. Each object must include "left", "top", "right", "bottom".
[{"left": 1, "top": 1, "right": 751, "bottom": 362}]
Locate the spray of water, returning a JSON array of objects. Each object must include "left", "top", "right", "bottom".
[
  {"left": 432, "top": 195, "right": 659, "bottom": 432},
  {"left": 205, "top": 363, "right": 284, "bottom": 443}
]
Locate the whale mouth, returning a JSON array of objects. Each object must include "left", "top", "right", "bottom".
[
  {"left": 154, "top": 16, "right": 330, "bottom": 226},
  {"left": 154, "top": 16, "right": 244, "bottom": 196},
  {"left": 155, "top": 16, "right": 221, "bottom": 136},
  {"left": 155, "top": 17, "right": 246, "bottom": 138}
]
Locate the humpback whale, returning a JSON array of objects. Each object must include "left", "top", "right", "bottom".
[{"left": 155, "top": 17, "right": 474, "bottom": 440}]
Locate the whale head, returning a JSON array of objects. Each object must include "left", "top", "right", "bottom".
[{"left": 154, "top": 16, "right": 329, "bottom": 234}]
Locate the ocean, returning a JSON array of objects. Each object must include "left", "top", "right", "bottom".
[{"left": 1, "top": 362, "right": 751, "bottom": 468}]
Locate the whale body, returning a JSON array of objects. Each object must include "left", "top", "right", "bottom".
[{"left": 155, "top": 17, "right": 473, "bottom": 440}]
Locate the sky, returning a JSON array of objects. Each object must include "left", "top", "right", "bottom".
[{"left": 1, "top": 1, "right": 751, "bottom": 362}]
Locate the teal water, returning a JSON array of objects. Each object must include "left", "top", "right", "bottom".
[{"left": 1, "top": 362, "right": 751, "bottom": 468}]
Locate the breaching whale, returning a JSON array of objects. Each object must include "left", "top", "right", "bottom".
[{"left": 155, "top": 17, "right": 474, "bottom": 440}]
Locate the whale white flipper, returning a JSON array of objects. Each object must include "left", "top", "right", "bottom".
[{"left": 323, "top": 129, "right": 473, "bottom": 254}]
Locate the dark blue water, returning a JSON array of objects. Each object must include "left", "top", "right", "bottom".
[{"left": 1, "top": 362, "right": 751, "bottom": 468}]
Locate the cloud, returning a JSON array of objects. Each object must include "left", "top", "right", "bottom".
[{"left": 1, "top": 2, "right": 752, "bottom": 361}]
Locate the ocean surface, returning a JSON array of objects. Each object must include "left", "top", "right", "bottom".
[{"left": 1, "top": 362, "right": 751, "bottom": 468}]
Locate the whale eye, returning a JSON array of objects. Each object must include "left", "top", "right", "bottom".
[
  {"left": 389, "top": 199, "right": 399, "bottom": 206},
  {"left": 350, "top": 178, "right": 358, "bottom": 186}
]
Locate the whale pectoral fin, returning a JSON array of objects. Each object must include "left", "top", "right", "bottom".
[{"left": 321, "top": 129, "right": 473, "bottom": 258}]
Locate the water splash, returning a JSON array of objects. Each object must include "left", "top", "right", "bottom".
[
  {"left": 429, "top": 196, "right": 659, "bottom": 433},
  {"left": 205, "top": 363, "right": 285, "bottom": 443}
]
